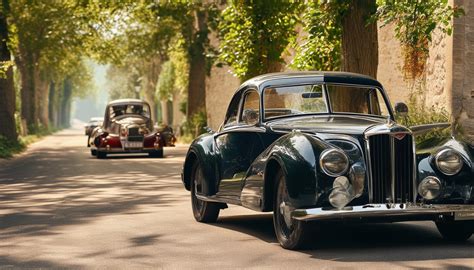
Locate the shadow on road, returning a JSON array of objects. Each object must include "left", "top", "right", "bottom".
[
  {"left": 213, "top": 213, "right": 474, "bottom": 262},
  {"left": 0, "top": 143, "right": 186, "bottom": 238}
]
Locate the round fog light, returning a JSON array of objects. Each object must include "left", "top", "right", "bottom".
[{"left": 418, "top": 176, "right": 442, "bottom": 200}]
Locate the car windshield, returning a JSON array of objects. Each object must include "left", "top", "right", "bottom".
[
  {"left": 263, "top": 84, "right": 390, "bottom": 120},
  {"left": 109, "top": 103, "right": 151, "bottom": 119}
]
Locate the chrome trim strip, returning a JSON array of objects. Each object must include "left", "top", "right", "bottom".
[
  {"left": 390, "top": 136, "right": 395, "bottom": 203},
  {"left": 363, "top": 136, "right": 374, "bottom": 202},
  {"left": 412, "top": 136, "right": 418, "bottom": 202},
  {"left": 292, "top": 204, "right": 474, "bottom": 221}
]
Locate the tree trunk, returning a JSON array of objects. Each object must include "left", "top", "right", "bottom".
[
  {"left": 160, "top": 100, "right": 170, "bottom": 125},
  {"left": 336, "top": 0, "right": 378, "bottom": 112},
  {"left": 37, "top": 73, "right": 50, "bottom": 129},
  {"left": 60, "top": 78, "right": 72, "bottom": 128},
  {"left": 142, "top": 56, "right": 161, "bottom": 124},
  {"left": 186, "top": 9, "right": 207, "bottom": 119},
  {"left": 341, "top": 0, "right": 378, "bottom": 77},
  {"left": 16, "top": 48, "right": 38, "bottom": 134},
  {"left": 0, "top": 6, "right": 17, "bottom": 141},
  {"left": 48, "top": 81, "right": 58, "bottom": 127}
]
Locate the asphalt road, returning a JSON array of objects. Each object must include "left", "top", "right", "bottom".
[{"left": 0, "top": 127, "right": 473, "bottom": 269}]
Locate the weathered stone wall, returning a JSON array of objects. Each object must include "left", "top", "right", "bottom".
[
  {"left": 376, "top": 23, "right": 410, "bottom": 104},
  {"left": 205, "top": 65, "right": 240, "bottom": 130},
  {"left": 205, "top": 29, "right": 240, "bottom": 130},
  {"left": 377, "top": 24, "right": 451, "bottom": 111}
]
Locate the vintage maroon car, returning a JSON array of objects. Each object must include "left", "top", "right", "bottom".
[{"left": 88, "top": 99, "right": 175, "bottom": 158}]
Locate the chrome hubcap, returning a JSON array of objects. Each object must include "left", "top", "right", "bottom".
[{"left": 279, "top": 201, "right": 293, "bottom": 228}]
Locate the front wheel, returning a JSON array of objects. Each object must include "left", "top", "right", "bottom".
[
  {"left": 436, "top": 220, "right": 474, "bottom": 242},
  {"left": 91, "top": 149, "right": 97, "bottom": 156},
  {"left": 190, "top": 162, "right": 220, "bottom": 223},
  {"left": 273, "top": 169, "right": 310, "bottom": 250}
]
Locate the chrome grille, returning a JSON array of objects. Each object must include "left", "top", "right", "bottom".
[{"left": 367, "top": 134, "right": 415, "bottom": 203}]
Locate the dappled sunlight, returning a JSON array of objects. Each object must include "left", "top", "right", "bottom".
[{"left": 0, "top": 130, "right": 191, "bottom": 267}]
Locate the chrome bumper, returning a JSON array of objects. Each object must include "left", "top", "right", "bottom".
[
  {"left": 292, "top": 204, "right": 474, "bottom": 222},
  {"left": 97, "top": 147, "right": 158, "bottom": 153}
]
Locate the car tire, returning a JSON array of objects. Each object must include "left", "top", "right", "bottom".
[
  {"left": 149, "top": 149, "right": 164, "bottom": 158},
  {"left": 91, "top": 149, "right": 97, "bottom": 156},
  {"left": 273, "top": 169, "right": 309, "bottom": 250},
  {"left": 190, "top": 161, "right": 220, "bottom": 223},
  {"left": 436, "top": 220, "right": 474, "bottom": 242},
  {"left": 97, "top": 151, "right": 107, "bottom": 159}
]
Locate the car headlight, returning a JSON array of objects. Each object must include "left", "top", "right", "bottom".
[
  {"left": 319, "top": 148, "right": 349, "bottom": 177},
  {"left": 418, "top": 176, "right": 442, "bottom": 200},
  {"left": 435, "top": 148, "right": 463, "bottom": 176}
]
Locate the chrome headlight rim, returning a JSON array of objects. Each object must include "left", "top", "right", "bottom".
[
  {"left": 418, "top": 176, "right": 442, "bottom": 200},
  {"left": 319, "top": 148, "right": 350, "bottom": 177},
  {"left": 434, "top": 148, "right": 463, "bottom": 176}
]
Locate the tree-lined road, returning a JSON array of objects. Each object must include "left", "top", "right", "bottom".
[{"left": 0, "top": 127, "right": 473, "bottom": 269}]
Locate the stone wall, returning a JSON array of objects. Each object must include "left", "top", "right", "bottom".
[
  {"left": 205, "top": 65, "right": 240, "bottom": 130},
  {"left": 376, "top": 23, "right": 410, "bottom": 104},
  {"left": 377, "top": 24, "right": 451, "bottom": 111}
]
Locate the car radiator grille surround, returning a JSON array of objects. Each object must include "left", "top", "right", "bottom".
[{"left": 368, "top": 134, "right": 415, "bottom": 203}]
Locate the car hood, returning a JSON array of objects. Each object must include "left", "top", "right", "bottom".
[{"left": 267, "top": 115, "right": 389, "bottom": 135}]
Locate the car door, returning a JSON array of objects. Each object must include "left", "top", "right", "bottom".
[{"left": 215, "top": 89, "right": 265, "bottom": 201}]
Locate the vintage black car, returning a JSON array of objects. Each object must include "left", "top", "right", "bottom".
[{"left": 181, "top": 72, "right": 474, "bottom": 249}]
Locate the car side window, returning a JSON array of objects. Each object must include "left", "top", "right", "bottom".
[
  {"left": 240, "top": 90, "right": 260, "bottom": 125},
  {"left": 224, "top": 91, "right": 242, "bottom": 127}
]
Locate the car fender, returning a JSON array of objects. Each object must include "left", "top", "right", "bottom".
[
  {"left": 417, "top": 138, "right": 474, "bottom": 202},
  {"left": 182, "top": 133, "right": 218, "bottom": 195},
  {"left": 245, "top": 131, "right": 334, "bottom": 211}
]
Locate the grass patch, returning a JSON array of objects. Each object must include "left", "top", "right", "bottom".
[
  {"left": 0, "top": 127, "right": 59, "bottom": 159},
  {"left": 0, "top": 136, "right": 26, "bottom": 158}
]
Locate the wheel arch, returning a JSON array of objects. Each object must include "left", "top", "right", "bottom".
[
  {"left": 261, "top": 131, "right": 332, "bottom": 210},
  {"left": 182, "top": 151, "right": 198, "bottom": 191},
  {"left": 263, "top": 157, "right": 284, "bottom": 211}
]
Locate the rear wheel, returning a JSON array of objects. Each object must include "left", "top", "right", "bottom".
[
  {"left": 97, "top": 151, "right": 107, "bottom": 159},
  {"left": 436, "top": 220, "right": 474, "bottom": 242},
  {"left": 191, "top": 161, "right": 220, "bottom": 223},
  {"left": 91, "top": 149, "right": 97, "bottom": 156},
  {"left": 273, "top": 169, "right": 309, "bottom": 250},
  {"left": 149, "top": 149, "right": 164, "bottom": 158}
]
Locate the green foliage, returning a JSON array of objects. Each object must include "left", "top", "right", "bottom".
[
  {"left": 169, "top": 41, "right": 189, "bottom": 96},
  {"left": 106, "top": 64, "right": 140, "bottom": 100},
  {"left": 181, "top": 110, "right": 207, "bottom": 138},
  {"left": 156, "top": 61, "right": 176, "bottom": 101},
  {"left": 377, "top": 0, "right": 464, "bottom": 80},
  {"left": 291, "top": 1, "right": 347, "bottom": 71},
  {"left": 0, "top": 135, "right": 24, "bottom": 158},
  {"left": 218, "top": 1, "right": 301, "bottom": 81}
]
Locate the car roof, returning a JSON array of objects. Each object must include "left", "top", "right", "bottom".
[
  {"left": 240, "top": 71, "right": 383, "bottom": 91},
  {"left": 107, "top": 99, "right": 149, "bottom": 106}
]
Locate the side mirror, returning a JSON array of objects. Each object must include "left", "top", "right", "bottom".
[
  {"left": 242, "top": 109, "right": 259, "bottom": 126},
  {"left": 394, "top": 102, "right": 409, "bottom": 117},
  {"left": 204, "top": 126, "right": 215, "bottom": 134}
]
